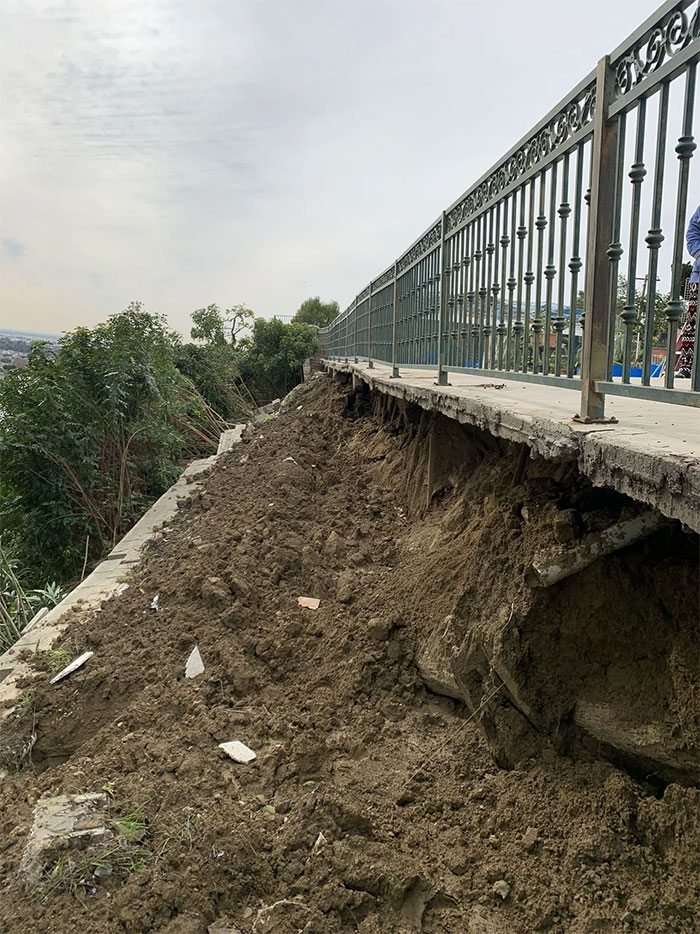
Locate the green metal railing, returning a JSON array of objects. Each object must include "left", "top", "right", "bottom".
[{"left": 324, "top": 0, "right": 700, "bottom": 414}]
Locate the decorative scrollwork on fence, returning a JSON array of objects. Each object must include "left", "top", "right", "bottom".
[
  {"left": 372, "top": 266, "right": 396, "bottom": 289},
  {"left": 445, "top": 83, "right": 595, "bottom": 234},
  {"left": 613, "top": 0, "right": 700, "bottom": 98},
  {"left": 397, "top": 221, "right": 442, "bottom": 272},
  {"left": 357, "top": 285, "right": 371, "bottom": 301}
]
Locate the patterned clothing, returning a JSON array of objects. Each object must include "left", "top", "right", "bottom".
[
  {"left": 675, "top": 281, "right": 697, "bottom": 377},
  {"left": 675, "top": 205, "right": 700, "bottom": 377}
]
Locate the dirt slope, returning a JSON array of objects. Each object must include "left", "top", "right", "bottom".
[{"left": 0, "top": 375, "right": 697, "bottom": 934}]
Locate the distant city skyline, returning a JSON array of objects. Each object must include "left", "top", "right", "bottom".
[{"left": 0, "top": 0, "right": 672, "bottom": 338}]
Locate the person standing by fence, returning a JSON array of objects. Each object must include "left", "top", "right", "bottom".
[{"left": 676, "top": 204, "right": 700, "bottom": 378}]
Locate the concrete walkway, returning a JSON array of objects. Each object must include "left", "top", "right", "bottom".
[{"left": 324, "top": 360, "right": 700, "bottom": 532}]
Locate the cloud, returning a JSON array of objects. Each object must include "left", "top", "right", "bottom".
[
  {"left": 0, "top": 0, "right": 669, "bottom": 336},
  {"left": 2, "top": 238, "right": 25, "bottom": 259}
]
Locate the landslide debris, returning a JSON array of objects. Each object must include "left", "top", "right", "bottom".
[{"left": 0, "top": 374, "right": 697, "bottom": 934}]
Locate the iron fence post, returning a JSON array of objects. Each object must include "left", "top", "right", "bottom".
[
  {"left": 579, "top": 56, "right": 620, "bottom": 421},
  {"left": 391, "top": 262, "right": 400, "bottom": 377},
  {"left": 354, "top": 296, "right": 359, "bottom": 363},
  {"left": 436, "top": 212, "right": 449, "bottom": 385}
]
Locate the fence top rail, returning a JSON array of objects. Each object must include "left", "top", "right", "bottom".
[{"left": 609, "top": 0, "right": 699, "bottom": 107}]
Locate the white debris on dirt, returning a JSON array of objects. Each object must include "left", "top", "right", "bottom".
[
  {"left": 297, "top": 596, "right": 320, "bottom": 610},
  {"left": 49, "top": 651, "right": 94, "bottom": 685},
  {"left": 108, "top": 583, "right": 129, "bottom": 600},
  {"left": 218, "top": 741, "right": 256, "bottom": 764},
  {"left": 150, "top": 595, "right": 159, "bottom": 611},
  {"left": 185, "top": 645, "right": 205, "bottom": 679}
]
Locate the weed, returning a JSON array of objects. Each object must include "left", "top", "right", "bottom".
[
  {"left": 45, "top": 844, "right": 150, "bottom": 899},
  {"left": 101, "top": 781, "right": 116, "bottom": 800},
  {"left": 110, "top": 808, "right": 149, "bottom": 842},
  {"left": 15, "top": 689, "right": 34, "bottom": 714},
  {"left": 154, "top": 810, "right": 194, "bottom": 863},
  {"left": 38, "top": 649, "right": 72, "bottom": 673}
]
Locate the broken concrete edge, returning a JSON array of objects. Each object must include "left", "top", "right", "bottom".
[
  {"left": 0, "top": 439, "right": 242, "bottom": 721},
  {"left": 324, "top": 360, "right": 700, "bottom": 534}
]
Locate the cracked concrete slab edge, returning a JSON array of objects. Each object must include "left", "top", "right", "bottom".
[
  {"left": 327, "top": 361, "right": 700, "bottom": 533},
  {"left": 0, "top": 445, "right": 235, "bottom": 720}
]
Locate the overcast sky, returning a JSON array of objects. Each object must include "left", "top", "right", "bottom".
[{"left": 1, "top": 0, "right": 666, "bottom": 337}]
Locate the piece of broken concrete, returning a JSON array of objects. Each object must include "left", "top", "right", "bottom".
[
  {"left": 208, "top": 923, "right": 243, "bottom": 934},
  {"left": 150, "top": 594, "right": 160, "bottom": 611},
  {"left": 50, "top": 651, "right": 94, "bottom": 685},
  {"left": 219, "top": 741, "right": 256, "bottom": 764},
  {"left": 185, "top": 645, "right": 205, "bottom": 679},
  {"left": 492, "top": 879, "right": 511, "bottom": 900},
  {"left": 20, "top": 793, "right": 111, "bottom": 887},
  {"left": 297, "top": 596, "right": 320, "bottom": 610}
]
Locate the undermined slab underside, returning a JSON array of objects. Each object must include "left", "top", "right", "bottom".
[{"left": 325, "top": 360, "right": 700, "bottom": 534}]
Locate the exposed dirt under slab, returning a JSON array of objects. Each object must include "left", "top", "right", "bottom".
[{"left": 0, "top": 374, "right": 698, "bottom": 934}]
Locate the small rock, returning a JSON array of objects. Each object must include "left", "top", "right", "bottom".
[
  {"left": 219, "top": 741, "right": 256, "bottom": 764},
  {"left": 447, "top": 845, "right": 470, "bottom": 875},
  {"left": 492, "top": 880, "right": 510, "bottom": 900},
  {"left": 202, "top": 577, "right": 230, "bottom": 607},
  {"left": 185, "top": 646, "right": 204, "bottom": 679},
  {"left": 522, "top": 826, "right": 539, "bottom": 852},
  {"left": 325, "top": 531, "right": 345, "bottom": 557},
  {"left": 150, "top": 595, "right": 160, "bottom": 611},
  {"left": 368, "top": 617, "right": 390, "bottom": 641},
  {"left": 313, "top": 831, "right": 327, "bottom": 852}
]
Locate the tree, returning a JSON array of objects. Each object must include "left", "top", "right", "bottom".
[
  {"left": 190, "top": 303, "right": 253, "bottom": 346},
  {"left": 0, "top": 303, "right": 219, "bottom": 585},
  {"left": 239, "top": 318, "right": 318, "bottom": 400},
  {"left": 294, "top": 297, "right": 339, "bottom": 328},
  {"left": 191, "top": 304, "right": 227, "bottom": 344}
]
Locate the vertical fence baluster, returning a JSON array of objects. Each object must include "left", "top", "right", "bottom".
[
  {"left": 507, "top": 195, "right": 518, "bottom": 370},
  {"left": 555, "top": 154, "right": 571, "bottom": 375},
  {"left": 621, "top": 99, "right": 647, "bottom": 383},
  {"left": 642, "top": 82, "right": 670, "bottom": 385},
  {"left": 666, "top": 62, "right": 697, "bottom": 390},
  {"left": 523, "top": 179, "right": 536, "bottom": 372}
]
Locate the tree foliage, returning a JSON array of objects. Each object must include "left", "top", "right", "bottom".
[
  {"left": 294, "top": 296, "right": 339, "bottom": 328},
  {"left": 0, "top": 304, "right": 218, "bottom": 583},
  {"left": 239, "top": 318, "right": 318, "bottom": 400},
  {"left": 190, "top": 303, "right": 253, "bottom": 346}
]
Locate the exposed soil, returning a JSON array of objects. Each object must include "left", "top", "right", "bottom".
[{"left": 0, "top": 374, "right": 698, "bottom": 934}]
